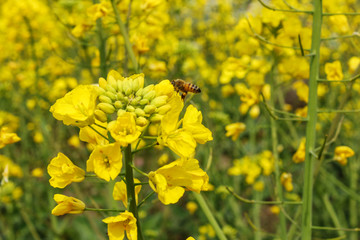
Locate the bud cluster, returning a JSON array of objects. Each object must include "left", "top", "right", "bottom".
[{"left": 94, "top": 73, "right": 171, "bottom": 127}]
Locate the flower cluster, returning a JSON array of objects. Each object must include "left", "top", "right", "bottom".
[{"left": 48, "top": 70, "right": 212, "bottom": 240}]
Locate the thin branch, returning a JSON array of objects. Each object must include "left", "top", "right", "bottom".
[
  {"left": 321, "top": 33, "right": 360, "bottom": 41},
  {"left": 323, "top": 12, "right": 360, "bottom": 16},
  {"left": 317, "top": 72, "right": 360, "bottom": 82},
  {"left": 257, "top": 0, "right": 312, "bottom": 14},
  {"left": 227, "top": 187, "right": 302, "bottom": 205},
  {"left": 246, "top": 17, "right": 311, "bottom": 52},
  {"left": 312, "top": 226, "right": 360, "bottom": 232},
  {"left": 317, "top": 109, "right": 360, "bottom": 113}
]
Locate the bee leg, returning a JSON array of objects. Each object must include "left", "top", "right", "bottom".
[{"left": 181, "top": 92, "right": 187, "bottom": 100}]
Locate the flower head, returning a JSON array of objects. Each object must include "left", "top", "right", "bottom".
[
  {"left": 325, "top": 61, "right": 343, "bottom": 81},
  {"left": 50, "top": 85, "right": 99, "bottom": 127},
  {"left": 0, "top": 127, "right": 21, "bottom": 148},
  {"left": 51, "top": 194, "right": 85, "bottom": 216},
  {"left": 113, "top": 178, "right": 142, "bottom": 208},
  {"left": 47, "top": 152, "right": 85, "bottom": 188},
  {"left": 280, "top": 172, "right": 293, "bottom": 192},
  {"left": 148, "top": 158, "right": 209, "bottom": 205},
  {"left": 103, "top": 211, "right": 137, "bottom": 240},
  {"left": 87, "top": 142, "right": 122, "bottom": 181},
  {"left": 334, "top": 146, "right": 354, "bottom": 166},
  {"left": 108, "top": 113, "right": 141, "bottom": 147},
  {"left": 293, "top": 138, "right": 306, "bottom": 163},
  {"left": 225, "top": 122, "right": 246, "bottom": 141}
]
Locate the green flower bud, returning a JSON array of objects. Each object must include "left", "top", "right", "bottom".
[
  {"left": 98, "top": 102, "right": 115, "bottom": 114},
  {"left": 94, "top": 109, "right": 107, "bottom": 122},
  {"left": 150, "top": 114, "right": 163, "bottom": 123},
  {"left": 99, "top": 77, "right": 107, "bottom": 89},
  {"left": 117, "top": 92, "right": 124, "bottom": 100},
  {"left": 126, "top": 105, "right": 135, "bottom": 112},
  {"left": 105, "top": 91, "right": 117, "bottom": 101},
  {"left": 144, "top": 104, "right": 156, "bottom": 114},
  {"left": 139, "top": 99, "right": 149, "bottom": 105},
  {"left": 135, "top": 108, "right": 146, "bottom": 117},
  {"left": 122, "top": 96, "right": 129, "bottom": 104},
  {"left": 106, "top": 85, "right": 117, "bottom": 94},
  {"left": 151, "top": 96, "right": 168, "bottom": 107},
  {"left": 114, "top": 101, "right": 123, "bottom": 109},
  {"left": 132, "top": 77, "right": 140, "bottom": 92},
  {"left": 107, "top": 75, "right": 118, "bottom": 91},
  {"left": 136, "top": 116, "right": 148, "bottom": 127},
  {"left": 141, "top": 84, "right": 154, "bottom": 96},
  {"left": 117, "top": 79, "right": 124, "bottom": 93},
  {"left": 131, "top": 96, "right": 141, "bottom": 105},
  {"left": 157, "top": 104, "right": 171, "bottom": 115},
  {"left": 117, "top": 109, "right": 126, "bottom": 117},
  {"left": 95, "top": 85, "right": 106, "bottom": 95},
  {"left": 135, "top": 88, "right": 143, "bottom": 96},
  {"left": 99, "top": 95, "right": 112, "bottom": 104},
  {"left": 143, "top": 90, "right": 156, "bottom": 101},
  {"left": 122, "top": 79, "right": 133, "bottom": 96}
]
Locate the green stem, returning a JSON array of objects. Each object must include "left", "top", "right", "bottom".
[
  {"left": 85, "top": 208, "right": 124, "bottom": 212},
  {"left": 322, "top": 194, "right": 345, "bottom": 237},
  {"left": 17, "top": 203, "right": 41, "bottom": 240},
  {"left": 349, "top": 157, "right": 358, "bottom": 240},
  {"left": 124, "top": 145, "right": 144, "bottom": 240},
  {"left": 111, "top": 0, "right": 139, "bottom": 73},
  {"left": 193, "top": 192, "right": 228, "bottom": 240},
  {"left": 253, "top": 191, "right": 262, "bottom": 240},
  {"left": 269, "top": 61, "right": 287, "bottom": 240},
  {"left": 301, "top": 1, "right": 322, "bottom": 239},
  {"left": 96, "top": 17, "right": 107, "bottom": 77}
]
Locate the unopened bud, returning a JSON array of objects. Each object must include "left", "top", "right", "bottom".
[
  {"left": 143, "top": 90, "right": 156, "bottom": 100},
  {"left": 151, "top": 96, "right": 168, "bottom": 107},
  {"left": 94, "top": 109, "right": 107, "bottom": 122},
  {"left": 99, "top": 95, "right": 112, "bottom": 104},
  {"left": 114, "top": 101, "right": 123, "bottom": 109},
  {"left": 135, "top": 108, "right": 146, "bottom": 117},
  {"left": 107, "top": 75, "right": 118, "bottom": 91},
  {"left": 157, "top": 104, "right": 171, "bottom": 115},
  {"left": 98, "top": 102, "right": 115, "bottom": 114},
  {"left": 105, "top": 91, "right": 117, "bottom": 101},
  {"left": 141, "top": 84, "right": 154, "bottom": 96},
  {"left": 117, "top": 92, "right": 124, "bottom": 100},
  {"left": 150, "top": 114, "right": 163, "bottom": 123},
  {"left": 106, "top": 85, "right": 117, "bottom": 94},
  {"left": 135, "top": 88, "right": 143, "bottom": 96},
  {"left": 123, "top": 79, "right": 133, "bottom": 96},
  {"left": 131, "top": 96, "right": 141, "bottom": 105},
  {"left": 99, "top": 77, "right": 107, "bottom": 89},
  {"left": 136, "top": 116, "right": 148, "bottom": 127},
  {"left": 139, "top": 99, "right": 149, "bottom": 105},
  {"left": 144, "top": 104, "right": 156, "bottom": 114},
  {"left": 117, "top": 79, "right": 124, "bottom": 93},
  {"left": 117, "top": 109, "right": 126, "bottom": 117},
  {"left": 126, "top": 105, "right": 135, "bottom": 112}
]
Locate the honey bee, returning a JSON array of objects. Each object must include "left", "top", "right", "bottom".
[{"left": 171, "top": 79, "right": 201, "bottom": 100}]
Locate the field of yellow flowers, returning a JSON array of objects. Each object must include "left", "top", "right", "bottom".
[{"left": 1, "top": 0, "right": 360, "bottom": 239}]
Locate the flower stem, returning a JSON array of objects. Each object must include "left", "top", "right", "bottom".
[
  {"left": 301, "top": 1, "right": 322, "bottom": 239},
  {"left": 111, "top": 0, "right": 139, "bottom": 73},
  {"left": 85, "top": 208, "right": 124, "bottom": 212},
  {"left": 124, "top": 145, "right": 144, "bottom": 240},
  {"left": 193, "top": 192, "right": 228, "bottom": 240}
]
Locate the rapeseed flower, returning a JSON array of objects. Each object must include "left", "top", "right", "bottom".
[
  {"left": 334, "top": 146, "right": 354, "bottom": 166},
  {"left": 157, "top": 96, "right": 212, "bottom": 158},
  {"left": 108, "top": 113, "right": 141, "bottom": 147},
  {"left": 103, "top": 211, "right": 137, "bottom": 240},
  {"left": 148, "top": 158, "right": 209, "bottom": 205},
  {"left": 51, "top": 194, "right": 85, "bottom": 216},
  {"left": 47, "top": 152, "right": 85, "bottom": 188},
  {"left": 293, "top": 138, "right": 306, "bottom": 163},
  {"left": 225, "top": 122, "right": 246, "bottom": 141},
  {"left": 87, "top": 142, "right": 122, "bottom": 181},
  {"left": 0, "top": 127, "right": 21, "bottom": 148},
  {"left": 280, "top": 172, "right": 294, "bottom": 192},
  {"left": 113, "top": 178, "right": 142, "bottom": 208},
  {"left": 50, "top": 85, "right": 99, "bottom": 127},
  {"left": 325, "top": 61, "right": 343, "bottom": 81}
]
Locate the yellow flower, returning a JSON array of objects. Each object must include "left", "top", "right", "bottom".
[
  {"left": 50, "top": 85, "right": 99, "bottom": 127},
  {"left": 87, "top": 2, "right": 111, "bottom": 21},
  {"left": 68, "top": 135, "right": 81, "bottom": 148},
  {"left": 87, "top": 142, "right": 122, "bottom": 181},
  {"left": 79, "top": 121, "right": 109, "bottom": 146},
  {"left": 102, "top": 211, "right": 137, "bottom": 240},
  {"left": 225, "top": 122, "right": 246, "bottom": 141},
  {"left": 31, "top": 168, "right": 44, "bottom": 178},
  {"left": 47, "top": 152, "right": 85, "bottom": 188},
  {"left": 325, "top": 61, "right": 343, "bottom": 81},
  {"left": 186, "top": 201, "right": 198, "bottom": 215},
  {"left": 157, "top": 95, "right": 212, "bottom": 158},
  {"left": 348, "top": 56, "right": 360, "bottom": 74},
  {"left": 334, "top": 146, "right": 354, "bottom": 166},
  {"left": 113, "top": 178, "right": 142, "bottom": 208},
  {"left": 280, "top": 172, "right": 293, "bottom": 192},
  {"left": 0, "top": 127, "right": 21, "bottom": 148},
  {"left": 148, "top": 158, "right": 209, "bottom": 205},
  {"left": 51, "top": 194, "right": 85, "bottom": 216},
  {"left": 186, "top": 237, "right": 196, "bottom": 240},
  {"left": 270, "top": 206, "right": 280, "bottom": 215},
  {"left": 108, "top": 113, "right": 141, "bottom": 147},
  {"left": 293, "top": 138, "right": 306, "bottom": 163},
  {"left": 33, "top": 131, "right": 43, "bottom": 143}
]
